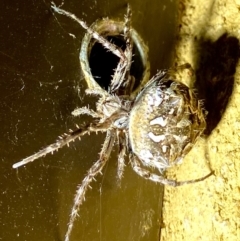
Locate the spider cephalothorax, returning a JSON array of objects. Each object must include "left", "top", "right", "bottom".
[{"left": 13, "top": 3, "right": 213, "bottom": 241}]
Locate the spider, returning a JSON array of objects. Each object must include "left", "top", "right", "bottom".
[{"left": 13, "top": 3, "right": 213, "bottom": 241}]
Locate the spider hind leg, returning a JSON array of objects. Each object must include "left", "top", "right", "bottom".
[{"left": 130, "top": 153, "right": 213, "bottom": 187}]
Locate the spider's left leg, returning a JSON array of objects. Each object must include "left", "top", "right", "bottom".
[
  {"left": 129, "top": 153, "right": 214, "bottom": 187},
  {"left": 64, "top": 130, "right": 116, "bottom": 241}
]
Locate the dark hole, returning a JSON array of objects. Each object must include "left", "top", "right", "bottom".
[
  {"left": 89, "top": 35, "right": 144, "bottom": 91},
  {"left": 195, "top": 33, "right": 240, "bottom": 135}
]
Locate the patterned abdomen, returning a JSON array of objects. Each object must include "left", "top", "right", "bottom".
[{"left": 128, "top": 73, "right": 206, "bottom": 171}]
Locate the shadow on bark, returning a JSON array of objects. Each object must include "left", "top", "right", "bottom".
[{"left": 194, "top": 33, "right": 240, "bottom": 135}]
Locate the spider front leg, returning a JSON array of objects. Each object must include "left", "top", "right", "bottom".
[
  {"left": 64, "top": 130, "right": 116, "bottom": 241},
  {"left": 51, "top": 3, "right": 126, "bottom": 61},
  {"left": 129, "top": 153, "right": 213, "bottom": 187}
]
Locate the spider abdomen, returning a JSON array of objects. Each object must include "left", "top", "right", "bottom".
[{"left": 128, "top": 73, "right": 206, "bottom": 171}]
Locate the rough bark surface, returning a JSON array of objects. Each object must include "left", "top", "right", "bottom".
[{"left": 161, "top": 0, "right": 240, "bottom": 240}]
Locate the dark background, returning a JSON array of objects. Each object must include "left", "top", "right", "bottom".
[{"left": 0, "top": 0, "right": 177, "bottom": 240}]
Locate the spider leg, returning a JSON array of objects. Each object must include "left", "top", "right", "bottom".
[
  {"left": 51, "top": 3, "right": 126, "bottom": 61},
  {"left": 123, "top": 4, "right": 132, "bottom": 44},
  {"left": 123, "top": 4, "right": 133, "bottom": 76},
  {"left": 116, "top": 130, "right": 127, "bottom": 181},
  {"left": 64, "top": 130, "right": 116, "bottom": 241},
  {"left": 85, "top": 88, "right": 106, "bottom": 97},
  {"left": 110, "top": 5, "right": 133, "bottom": 93},
  {"left": 121, "top": 4, "right": 135, "bottom": 95},
  {"left": 13, "top": 124, "right": 106, "bottom": 168},
  {"left": 129, "top": 153, "right": 213, "bottom": 187},
  {"left": 72, "top": 106, "right": 100, "bottom": 118}
]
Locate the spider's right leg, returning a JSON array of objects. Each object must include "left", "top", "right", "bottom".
[
  {"left": 64, "top": 130, "right": 116, "bottom": 241},
  {"left": 129, "top": 153, "right": 213, "bottom": 187},
  {"left": 12, "top": 124, "right": 106, "bottom": 168}
]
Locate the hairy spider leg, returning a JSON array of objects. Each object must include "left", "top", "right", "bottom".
[
  {"left": 71, "top": 88, "right": 107, "bottom": 118},
  {"left": 13, "top": 124, "right": 106, "bottom": 168},
  {"left": 71, "top": 106, "right": 101, "bottom": 118},
  {"left": 51, "top": 3, "right": 135, "bottom": 95},
  {"left": 110, "top": 4, "right": 134, "bottom": 94},
  {"left": 85, "top": 88, "right": 106, "bottom": 96},
  {"left": 51, "top": 3, "right": 126, "bottom": 61},
  {"left": 65, "top": 130, "right": 116, "bottom": 241},
  {"left": 129, "top": 153, "right": 213, "bottom": 187}
]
